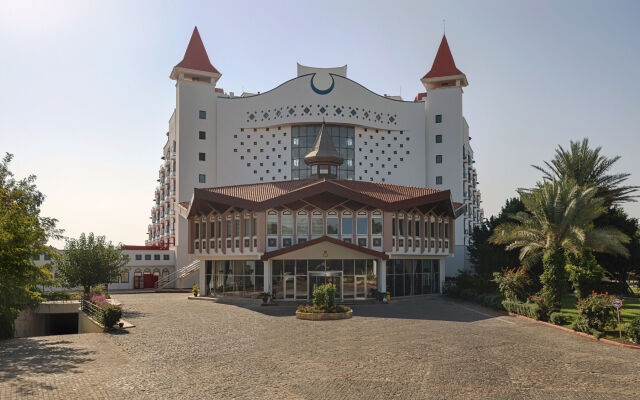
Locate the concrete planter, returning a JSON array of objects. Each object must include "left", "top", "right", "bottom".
[{"left": 295, "top": 309, "right": 353, "bottom": 321}]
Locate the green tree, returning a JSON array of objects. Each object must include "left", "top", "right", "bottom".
[
  {"left": 56, "top": 233, "right": 129, "bottom": 296},
  {"left": 491, "top": 178, "right": 629, "bottom": 304},
  {"left": 533, "top": 138, "right": 638, "bottom": 206},
  {"left": 593, "top": 207, "right": 640, "bottom": 294},
  {"left": 468, "top": 197, "right": 525, "bottom": 278},
  {"left": 0, "top": 154, "right": 61, "bottom": 339}
]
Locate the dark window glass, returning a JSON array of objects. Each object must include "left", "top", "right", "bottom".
[
  {"left": 199, "top": 110, "right": 206, "bottom": 119},
  {"left": 436, "top": 154, "right": 442, "bottom": 164},
  {"left": 435, "top": 114, "right": 442, "bottom": 123},
  {"left": 435, "top": 134, "right": 442, "bottom": 143},
  {"left": 199, "top": 131, "right": 206, "bottom": 140},
  {"left": 199, "top": 174, "right": 206, "bottom": 183},
  {"left": 163, "top": 254, "right": 170, "bottom": 260},
  {"left": 145, "top": 254, "right": 151, "bottom": 260},
  {"left": 291, "top": 125, "right": 354, "bottom": 180},
  {"left": 135, "top": 254, "right": 142, "bottom": 260},
  {"left": 436, "top": 176, "right": 442, "bottom": 185},
  {"left": 199, "top": 152, "right": 206, "bottom": 161},
  {"left": 154, "top": 254, "right": 160, "bottom": 260}
]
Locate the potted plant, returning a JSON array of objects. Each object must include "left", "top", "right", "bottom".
[
  {"left": 260, "top": 292, "right": 271, "bottom": 304},
  {"left": 192, "top": 284, "right": 200, "bottom": 297}
]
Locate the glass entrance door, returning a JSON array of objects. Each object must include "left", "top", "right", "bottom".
[
  {"left": 284, "top": 276, "right": 295, "bottom": 299},
  {"left": 355, "top": 275, "right": 366, "bottom": 299},
  {"left": 308, "top": 271, "right": 343, "bottom": 301}
]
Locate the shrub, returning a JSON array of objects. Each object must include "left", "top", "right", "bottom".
[
  {"left": 41, "top": 290, "right": 80, "bottom": 301},
  {"left": 90, "top": 294, "right": 109, "bottom": 306},
  {"left": 192, "top": 284, "right": 200, "bottom": 297},
  {"left": 502, "top": 299, "right": 541, "bottom": 320},
  {"left": 572, "top": 292, "right": 616, "bottom": 335},
  {"left": 297, "top": 304, "right": 351, "bottom": 313},
  {"left": 95, "top": 304, "right": 122, "bottom": 329},
  {"left": 312, "top": 283, "right": 336, "bottom": 310},
  {"left": 529, "top": 290, "right": 560, "bottom": 321},
  {"left": 549, "top": 312, "right": 568, "bottom": 325},
  {"left": 566, "top": 252, "right": 606, "bottom": 299},
  {"left": 625, "top": 316, "right": 640, "bottom": 343},
  {"left": 492, "top": 268, "right": 532, "bottom": 302}
]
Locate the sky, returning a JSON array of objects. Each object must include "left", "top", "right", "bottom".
[{"left": 1, "top": 0, "right": 639, "bottom": 248}]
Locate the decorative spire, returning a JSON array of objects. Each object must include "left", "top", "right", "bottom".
[
  {"left": 304, "top": 120, "right": 343, "bottom": 179},
  {"left": 170, "top": 27, "right": 221, "bottom": 82},
  {"left": 421, "top": 35, "right": 467, "bottom": 87}
]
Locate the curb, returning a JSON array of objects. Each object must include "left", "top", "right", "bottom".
[
  {"left": 446, "top": 296, "right": 640, "bottom": 350},
  {"left": 506, "top": 312, "right": 640, "bottom": 350}
]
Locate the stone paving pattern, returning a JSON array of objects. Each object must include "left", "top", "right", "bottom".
[{"left": 1, "top": 293, "right": 639, "bottom": 399}]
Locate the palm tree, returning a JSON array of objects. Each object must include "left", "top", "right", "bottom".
[
  {"left": 533, "top": 138, "right": 638, "bottom": 206},
  {"left": 491, "top": 178, "right": 629, "bottom": 303}
]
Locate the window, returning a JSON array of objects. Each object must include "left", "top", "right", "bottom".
[
  {"left": 436, "top": 155, "right": 443, "bottom": 164},
  {"left": 291, "top": 124, "right": 355, "bottom": 180},
  {"left": 199, "top": 110, "right": 206, "bottom": 119},
  {"left": 435, "top": 114, "right": 442, "bottom": 123},
  {"left": 199, "top": 131, "right": 206, "bottom": 140},
  {"left": 436, "top": 176, "right": 443, "bottom": 185},
  {"left": 199, "top": 152, "right": 206, "bottom": 161},
  {"left": 356, "top": 217, "right": 368, "bottom": 235},
  {"left": 326, "top": 217, "right": 338, "bottom": 235},
  {"left": 266, "top": 212, "right": 278, "bottom": 235},
  {"left": 372, "top": 217, "right": 383, "bottom": 235},
  {"left": 372, "top": 238, "right": 382, "bottom": 247},
  {"left": 198, "top": 174, "right": 206, "bottom": 183},
  {"left": 296, "top": 213, "right": 308, "bottom": 235},
  {"left": 145, "top": 254, "right": 151, "bottom": 260},
  {"left": 135, "top": 254, "right": 142, "bottom": 261},
  {"left": 154, "top": 254, "right": 160, "bottom": 260},
  {"left": 357, "top": 238, "right": 367, "bottom": 247},
  {"left": 32, "top": 255, "right": 40, "bottom": 261},
  {"left": 120, "top": 270, "right": 129, "bottom": 283},
  {"left": 44, "top": 254, "right": 51, "bottom": 261},
  {"left": 435, "top": 134, "right": 442, "bottom": 143},
  {"left": 195, "top": 222, "right": 200, "bottom": 239},
  {"left": 226, "top": 219, "right": 232, "bottom": 238},
  {"left": 244, "top": 217, "right": 251, "bottom": 237},
  {"left": 267, "top": 238, "right": 277, "bottom": 248},
  {"left": 281, "top": 213, "right": 293, "bottom": 235},
  {"left": 342, "top": 215, "right": 353, "bottom": 235},
  {"left": 311, "top": 215, "right": 324, "bottom": 235},
  {"left": 163, "top": 254, "right": 170, "bottom": 260}
]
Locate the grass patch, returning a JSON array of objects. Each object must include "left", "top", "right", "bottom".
[{"left": 559, "top": 295, "right": 640, "bottom": 341}]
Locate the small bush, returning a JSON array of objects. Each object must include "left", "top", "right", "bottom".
[
  {"left": 529, "top": 290, "right": 560, "bottom": 321},
  {"left": 549, "top": 312, "right": 568, "bottom": 326},
  {"left": 95, "top": 305, "right": 122, "bottom": 329},
  {"left": 492, "top": 268, "right": 533, "bottom": 302},
  {"left": 192, "top": 284, "right": 200, "bottom": 296},
  {"left": 566, "top": 252, "right": 606, "bottom": 299},
  {"left": 502, "top": 299, "right": 541, "bottom": 320},
  {"left": 297, "top": 304, "right": 351, "bottom": 313},
  {"left": 41, "top": 290, "right": 80, "bottom": 301},
  {"left": 572, "top": 292, "right": 616, "bottom": 335},
  {"left": 625, "top": 316, "right": 640, "bottom": 343},
  {"left": 312, "top": 283, "right": 336, "bottom": 311}
]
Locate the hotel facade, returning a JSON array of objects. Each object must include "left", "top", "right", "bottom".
[{"left": 144, "top": 27, "right": 482, "bottom": 296}]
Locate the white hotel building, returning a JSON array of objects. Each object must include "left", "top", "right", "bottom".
[{"left": 145, "top": 27, "right": 483, "bottom": 291}]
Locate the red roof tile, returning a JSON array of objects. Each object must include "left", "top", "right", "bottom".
[
  {"left": 174, "top": 27, "right": 220, "bottom": 74},
  {"left": 422, "top": 35, "right": 464, "bottom": 80},
  {"left": 414, "top": 92, "right": 427, "bottom": 101}
]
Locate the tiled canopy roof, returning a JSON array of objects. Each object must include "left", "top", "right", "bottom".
[
  {"left": 123, "top": 245, "right": 169, "bottom": 251},
  {"left": 422, "top": 35, "right": 464, "bottom": 80},
  {"left": 174, "top": 27, "right": 220, "bottom": 74},
  {"left": 187, "top": 179, "right": 464, "bottom": 218}
]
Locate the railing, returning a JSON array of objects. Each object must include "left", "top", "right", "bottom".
[
  {"left": 155, "top": 260, "right": 201, "bottom": 290},
  {"left": 81, "top": 298, "right": 104, "bottom": 321}
]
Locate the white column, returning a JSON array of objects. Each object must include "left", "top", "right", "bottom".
[
  {"left": 264, "top": 260, "right": 272, "bottom": 294},
  {"left": 439, "top": 258, "right": 445, "bottom": 294},
  {"left": 379, "top": 259, "right": 387, "bottom": 293}
]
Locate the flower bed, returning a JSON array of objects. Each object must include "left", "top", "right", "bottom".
[{"left": 296, "top": 283, "right": 353, "bottom": 321}]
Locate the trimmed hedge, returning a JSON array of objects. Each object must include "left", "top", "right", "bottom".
[
  {"left": 95, "top": 305, "right": 122, "bottom": 329},
  {"left": 502, "top": 299, "right": 541, "bottom": 320},
  {"left": 549, "top": 312, "right": 568, "bottom": 326}
]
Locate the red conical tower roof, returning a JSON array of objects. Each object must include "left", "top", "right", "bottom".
[
  {"left": 173, "top": 27, "right": 220, "bottom": 75},
  {"left": 422, "top": 35, "right": 465, "bottom": 81}
]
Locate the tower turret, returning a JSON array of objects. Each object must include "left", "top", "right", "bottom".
[
  {"left": 421, "top": 35, "right": 467, "bottom": 90},
  {"left": 304, "top": 120, "right": 344, "bottom": 179},
  {"left": 170, "top": 26, "right": 221, "bottom": 85}
]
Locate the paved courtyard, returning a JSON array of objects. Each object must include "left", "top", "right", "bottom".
[{"left": 1, "top": 293, "right": 639, "bottom": 399}]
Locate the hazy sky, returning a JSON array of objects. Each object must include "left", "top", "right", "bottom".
[{"left": 1, "top": 0, "right": 639, "bottom": 248}]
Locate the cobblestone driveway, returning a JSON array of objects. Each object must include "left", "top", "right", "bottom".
[{"left": 1, "top": 293, "right": 639, "bottom": 399}]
